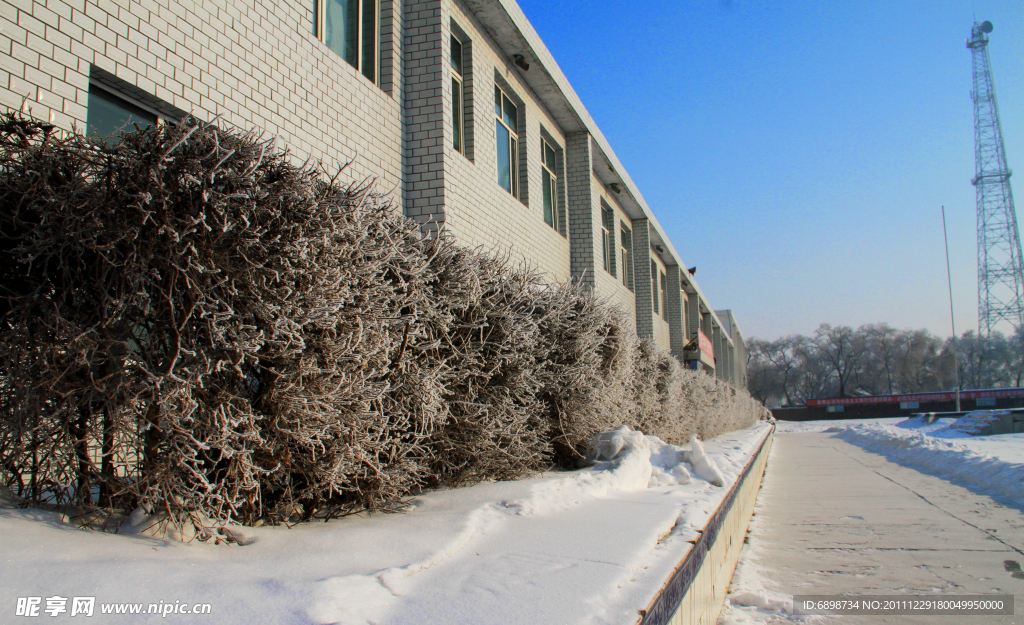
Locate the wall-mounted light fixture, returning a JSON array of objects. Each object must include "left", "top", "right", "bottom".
[
  {"left": 608, "top": 183, "right": 621, "bottom": 194},
  {"left": 512, "top": 54, "right": 530, "bottom": 71}
]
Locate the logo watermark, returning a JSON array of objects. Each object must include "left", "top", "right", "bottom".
[{"left": 15, "top": 597, "right": 212, "bottom": 618}]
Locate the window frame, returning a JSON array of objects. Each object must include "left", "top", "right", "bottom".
[
  {"left": 494, "top": 85, "right": 519, "bottom": 198},
  {"left": 541, "top": 138, "right": 558, "bottom": 231},
  {"left": 317, "top": 0, "right": 379, "bottom": 84},
  {"left": 87, "top": 82, "right": 162, "bottom": 142},
  {"left": 601, "top": 206, "right": 615, "bottom": 274},
  {"left": 620, "top": 223, "right": 633, "bottom": 291},
  {"left": 451, "top": 33, "right": 465, "bottom": 153},
  {"left": 660, "top": 271, "right": 668, "bottom": 320},
  {"left": 682, "top": 292, "right": 688, "bottom": 334},
  {"left": 651, "top": 261, "right": 660, "bottom": 314}
]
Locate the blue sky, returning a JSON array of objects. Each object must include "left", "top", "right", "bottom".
[{"left": 515, "top": 0, "right": 1024, "bottom": 341}]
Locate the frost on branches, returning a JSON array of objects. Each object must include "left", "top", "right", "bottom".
[{"left": 0, "top": 116, "right": 766, "bottom": 537}]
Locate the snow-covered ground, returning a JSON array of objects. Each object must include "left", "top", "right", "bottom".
[
  {"left": 718, "top": 415, "right": 1024, "bottom": 625},
  {"left": 827, "top": 417, "right": 1024, "bottom": 506},
  {"left": 777, "top": 415, "right": 1023, "bottom": 505},
  {"left": 717, "top": 523, "right": 824, "bottom": 625},
  {"left": 1, "top": 423, "right": 772, "bottom": 624},
  {"left": 774, "top": 417, "right": 920, "bottom": 434}
]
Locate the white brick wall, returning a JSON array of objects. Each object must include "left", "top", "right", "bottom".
[
  {"left": 410, "top": 0, "right": 571, "bottom": 283},
  {"left": 0, "top": 0, "right": 748, "bottom": 388},
  {"left": 592, "top": 179, "right": 636, "bottom": 327},
  {"left": 650, "top": 251, "right": 671, "bottom": 352},
  {"left": 1, "top": 0, "right": 404, "bottom": 205}
]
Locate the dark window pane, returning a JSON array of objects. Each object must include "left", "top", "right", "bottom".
[
  {"left": 602, "top": 229, "right": 610, "bottom": 271},
  {"left": 452, "top": 77, "right": 462, "bottom": 151},
  {"left": 450, "top": 35, "right": 463, "bottom": 74},
  {"left": 510, "top": 136, "right": 518, "bottom": 197},
  {"left": 502, "top": 95, "right": 517, "bottom": 130},
  {"left": 323, "top": 0, "right": 359, "bottom": 68},
  {"left": 496, "top": 120, "right": 511, "bottom": 192},
  {"left": 495, "top": 86, "right": 501, "bottom": 117},
  {"left": 544, "top": 142, "right": 556, "bottom": 170},
  {"left": 542, "top": 170, "right": 554, "bottom": 227},
  {"left": 361, "top": 0, "right": 376, "bottom": 81},
  {"left": 661, "top": 273, "right": 668, "bottom": 319},
  {"left": 87, "top": 87, "right": 155, "bottom": 141},
  {"left": 652, "top": 261, "right": 659, "bottom": 313}
]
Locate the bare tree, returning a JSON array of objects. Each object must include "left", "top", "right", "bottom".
[
  {"left": 1008, "top": 327, "right": 1024, "bottom": 387},
  {"left": 790, "top": 334, "right": 835, "bottom": 402},
  {"left": 813, "top": 324, "right": 867, "bottom": 398},
  {"left": 744, "top": 322, "right": 1004, "bottom": 405},
  {"left": 858, "top": 323, "right": 903, "bottom": 395}
]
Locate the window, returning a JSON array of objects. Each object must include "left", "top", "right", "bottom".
[
  {"left": 660, "top": 272, "right": 668, "bottom": 320},
  {"left": 318, "top": 0, "right": 377, "bottom": 83},
  {"left": 682, "top": 294, "right": 688, "bottom": 333},
  {"left": 541, "top": 138, "right": 558, "bottom": 230},
  {"left": 451, "top": 34, "right": 464, "bottom": 153},
  {"left": 620, "top": 224, "right": 633, "bottom": 291},
  {"left": 495, "top": 86, "right": 518, "bottom": 196},
  {"left": 601, "top": 206, "right": 614, "bottom": 273},
  {"left": 87, "top": 85, "right": 157, "bottom": 141},
  {"left": 651, "top": 261, "right": 659, "bottom": 314}
]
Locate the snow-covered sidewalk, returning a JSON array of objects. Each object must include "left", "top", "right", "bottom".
[
  {"left": 1, "top": 423, "right": 772, "bottom": 624},
  {"left": 718, "top": 423, "right": 1024, "bottom": 625},
  {"left": 789, "top": 416, "right": 1024, "bottom": 506}
]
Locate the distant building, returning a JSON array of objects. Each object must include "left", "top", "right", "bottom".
[
  {"left": 0, "top": 0, "right": 746, "bottom": 385},
  {"left": 776, "top": 387, "right": 1024, "bottom": 420}
]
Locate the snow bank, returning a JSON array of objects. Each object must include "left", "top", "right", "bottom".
[
  {"left": 311, "top": 426, "right": 726, "bottom": 623},
  {"left": 685, "top": 434, "right": 726, "bottom": 487},
  {"left": 774, "top": 417, "right": 913, "bottom": 434},
  {"left": 823, "top": 421, "right": 1024, "bottom": 506},
  {"left": 0, "top": 423, "right": 770, "bottom": 625}
]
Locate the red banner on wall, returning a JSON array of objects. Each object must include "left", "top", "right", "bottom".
[
  {"left": 698, "top": 329, "right": 713, "bottom": 359},
  {"left": 805, "top": 387, "right": 1024, "bottom": 407}
]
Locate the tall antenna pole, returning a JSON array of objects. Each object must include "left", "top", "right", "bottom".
[
  {"left": 942, "top": 206, "right": 961, "bottom": 412},
  {"left": 968, "top": 21, "right": 1024, "bottom": 335}
]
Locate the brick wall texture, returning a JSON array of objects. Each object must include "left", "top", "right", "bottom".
[{"left": 0, "top": 0, "right": 742, "bottom": 384}]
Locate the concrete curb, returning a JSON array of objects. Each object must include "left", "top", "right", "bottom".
[{"left": 639, "top": 424, "right": 775, "bottom": 625}]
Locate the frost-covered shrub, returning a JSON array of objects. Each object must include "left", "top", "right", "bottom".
[
  {"left": 419, "top": 251, "right": 548, "bottom": 485},
  {"left": 533, "top": 283, "right": 638, "bottom": 465},
  {"left": 0, "top": 116, "right": 765, "bottom": 535},
  {"left": 0, "top": 116, "right": 452, "bottom": 529}
]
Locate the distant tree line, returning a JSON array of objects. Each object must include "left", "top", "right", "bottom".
[{"left": 746, "top": 323, "right": 1024, "bottom": 406}]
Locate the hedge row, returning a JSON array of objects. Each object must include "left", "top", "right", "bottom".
[{"left": 0, "top": 117, "right": 764, "bottom": 534}]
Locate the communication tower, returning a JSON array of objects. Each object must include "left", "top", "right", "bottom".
[{"left": 968, "top": 20, "right": 1024, "bottom": 334}]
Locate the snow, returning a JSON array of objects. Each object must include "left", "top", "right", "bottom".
[
  {"left": 832, "top": 421, "right": 1024, "bottom": 507},
  {"left": 715, "top": 500, "right": 824, "bottom": 625},
  {"left": 718, "top": 540, "right": 805, "bottom": 625},
  {"left": 0, "top": 422, "right": 772, "bottom": 624},
  {"left": 776, "top": 415, "right": 1024, "bottom": 507},
  {"left": 718, "top": 414, "right": 1024, "bottom": 625},
  {"left": 774, "top": 417, "right": 918, "bottom": 434}
]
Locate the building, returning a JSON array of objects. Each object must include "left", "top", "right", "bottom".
[
  {"left": 714, "top": 309, "right": 747, "bottom": 389},
  {"left": 0, "top": 0, "right": 746, "bottom": 386}
]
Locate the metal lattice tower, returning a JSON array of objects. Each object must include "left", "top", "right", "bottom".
[{"left": 968, "top": 20, "right": 1024, "bottom": 335}]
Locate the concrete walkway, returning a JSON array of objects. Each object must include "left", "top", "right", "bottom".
[{"left": 744, "top": 432, "right": 1023, "bottom": 624}]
